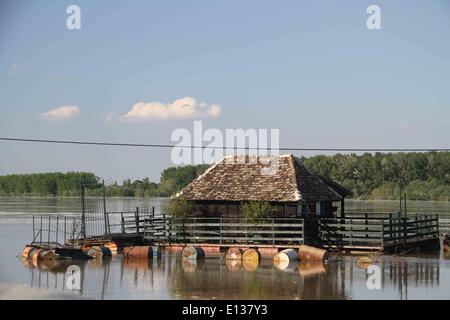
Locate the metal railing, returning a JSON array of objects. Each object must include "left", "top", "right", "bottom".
[
  {"left": 107, "top": 207, "right": 155, "bottom": 235},
  {"left": 31, "top": 214, "right": 82, "bottom": 247}
]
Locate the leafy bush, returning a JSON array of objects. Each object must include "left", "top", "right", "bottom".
[
  {"left": 241, "top": 201, "right": 273, "bottom": 221},
  {"left": 163, "top": 199, "right": 197, "bottom": 218}
]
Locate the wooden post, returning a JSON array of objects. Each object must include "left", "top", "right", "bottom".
[
  {"left": 415, "top": 215, "right": 418, "bottom": 241},
  {"left": 365, "top": 213, "right": 368, "bottom": 239},
  {"left": 193, "top": 217, "right": 196, "bottom": 244},
  {"left": 403, "top": 217, "right": 407, "bottom": 245},
  {"left": 80, "top": 186, "right": 86, "bottom": 239},
  {"left": 435, "top": 214, "right": 439, "bottom": 237},
  {"left": 121, "top": 213, "right": 125, "bottom": 234},
  {"left": 389, "top": 213, "right": 393, "bottom": 242},
  {"left": 182, "top": 218, "right": 186, "bottom": 244},
  {"left": 272, "top": 218, "right": 275, "bottom": 246},
  {"left": 47, "top": 215, "right": 51, "bottom": 245},
  {"left": 245, "top": 217, "right": 248, "bottom": 245},
  {"left": 404, "top": 193, "right": 407, "bottom": 218},
  {"left": 102, "top": 180, "right": 108, "bottom": 236},
  {"left": 32, "top": 215, "right": 35, "bottom": 243},
  {"left": 349, "top": 219, "right": 353, "bottom": 246},
  {"left": 64, "top": 216, "right": 67, "bottom": 244},
  {"left": 56, "top": 216, "right": 59, "bottom": 244},
  {"left": 135, "top": 207, "right": 140, "bottom": 234},
  {"left": 164, "top": 214, "right": 170, "bottom": 244},
  {"left": 220, "top": 218, "right": 223, "bottom": 245},
  {"left": 340, "top": 199, "right": 345, "bottom": 239}
]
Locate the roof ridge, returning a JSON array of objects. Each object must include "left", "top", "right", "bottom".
[
  {"left": 301, "top": 163, "right": 343, "bottom": 200},
  {"left": 173, "top": 157, "right": 225, "bottom": 199},
  {"left": 288, "top": 155, "right": 301, "bottom": 201}
]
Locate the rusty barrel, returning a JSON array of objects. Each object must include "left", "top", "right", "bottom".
[
  {"left": 298, "top": 261, "right": 326, "bottom": 277},
  {"left": 242, "top": 248, "right": 260, "bottom": 262},
  {"left": 123, "top": 246, "right": 153, "bottom": 259},
  {"left": 225, "top": 247, "right": 242, "bottom": 260},
  {"left": 123, "top": 257, "right": 152, "bottom": 271},
  {"left": 30, "top": 248, "right": 55, "bottom": 263},
  {"left": 104, "top": 242, "right": 118, "bottom": 255},
  {"left": 181, "top": 246, "right": 205, "bottom": 260},
  {"left": 87, "top": 246, "right": 112, "bottom": 259},
  {"left": 298, "top": 245, "right": 328, "bottom": 262},
  {"left": 21, "top": 245, "right": 34, "bottom": 259}
]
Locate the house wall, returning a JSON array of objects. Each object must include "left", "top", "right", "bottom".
[
  {"left": 191, "top": 201, "right": 298, "bottom": 218},
  {"left": 300, "top": 201, "right": 336, "bottom": 217}
]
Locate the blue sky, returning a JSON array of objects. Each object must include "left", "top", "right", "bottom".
[{"left": 1, "top": 0, "right": 449, "bottom": 182}]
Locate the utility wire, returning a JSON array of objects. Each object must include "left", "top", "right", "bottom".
[{"left": 0, "top": 137, "right": 449, "bottom": 152}]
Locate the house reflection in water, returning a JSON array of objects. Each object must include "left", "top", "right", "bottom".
[{"left": 21, "top": 253, "right": 444, "bottom": 300}]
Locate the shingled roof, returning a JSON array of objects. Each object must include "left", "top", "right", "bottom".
[{"left": 175, "top": 154, "right": 350, "bottom": 203}]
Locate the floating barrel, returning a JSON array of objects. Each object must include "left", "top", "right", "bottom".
[
  {"left": 28, "top": 247, "right": 40, "bottom": 260},
  {"left": 36, "top": 259, "right": 57, "bottom": 271},
  {"left": 225, "top": 247, "right": 242, "bottom": 260},
  {"left": 355, "top": 256, "right": 374, "bottom": 270},
  {"left": 39, "top": 249, "right": 55, "bottom": 260},
  {"left": 104, "top": 242, "right": 118, "bottom": 255},
  {"left": 20, "top": 257, "right": 31, "bottom": 268},
  {"left": 274, "top": 261, "right": 298, "bottom": 272},
  {"left": 123, "top": 246, "right": 153, "bottom": 259},
  {"left": 181, "top": 260, "right": 198, "bottom": 273},
  {"left": 81, "top": 244, "right": 91, "bottom": 253},
  {"left": 273, "top": 249, "right": 299, "bottom": 270},
  {"left": 298, "top": 245, "right": 328, "bottom": 262},
  {"left": 298, "top": 261, "right": 326, "bottom": 277},
  {"left": 225, "top": 259, "right": 242, "bottom": 272},
  {"left": 443, "top": 236, "right": 450, "bottom": 252},
  {"left": 87, "top": 246, "right": 112, "bottom": 259},
  {"left": 21, "top": 246, "right": 34, "bottom": 259},
  {"left": 31, "top": 249, "right": 55, "bottom": 263},
  {"left": 242, "top": 248, "right": 261, "bottom": 262},
  {"left": 242, "top": 259, "right": 259, "bottom": 272},
  {"left": 123, "top": 258, "right": 152, "bottom": 271},
  {"left": 182, "top": 246, "right": 205, "bottom": 260}
]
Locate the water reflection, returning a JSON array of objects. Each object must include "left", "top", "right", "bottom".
[{"left": 20, "top": 253, "right": 443, "bottom": 300}]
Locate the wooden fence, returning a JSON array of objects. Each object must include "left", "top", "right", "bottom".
[
  {"left": 439, "top": 217, "right": 450, "bottom": 234},
  {"left": 318, "top": 213, "right": 440, "bottom": 250},
  {"left": 143, "top": 217, "right": 304, "bottom": 247}
]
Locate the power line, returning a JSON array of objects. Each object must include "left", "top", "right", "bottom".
[{"left": 0, "top": 137, "right": 449, "bottom": 152}]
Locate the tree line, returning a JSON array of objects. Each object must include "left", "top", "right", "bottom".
[
  {"left": 0, "top": 152, "right": 448, "bottom": 200},
  {"left": 0, "top": 165, "right": 209, "bottom": 198},
  {"left": 301, "top": 152, "right": 449, "bottom": 201}
]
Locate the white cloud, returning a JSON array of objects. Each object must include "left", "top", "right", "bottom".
[
  {"left": 120, "top": 97, "right": 221, "bottom": 121},
  {"left": 401, "top": 122, "right": 409, "bottom": 129},
  {"left": 42, "top": 106, "right": 80, "bottom": 120}
]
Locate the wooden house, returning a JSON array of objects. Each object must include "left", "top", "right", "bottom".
[{"left": 174, "top": 154, "right": 352, "bottom": 218}]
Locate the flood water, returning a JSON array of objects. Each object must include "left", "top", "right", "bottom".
[{"left": 1, "top": 197, "right": 450, "bottom": 300}]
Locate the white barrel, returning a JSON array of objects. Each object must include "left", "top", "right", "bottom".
[{"left": 273, "top": 249, "right": 299, "bottom": 270}]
